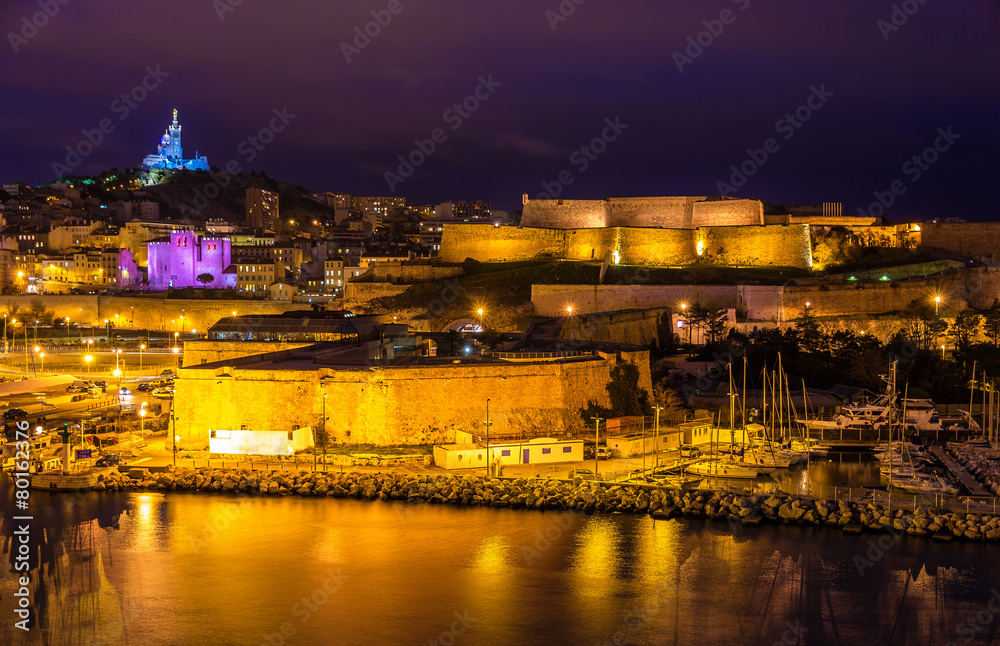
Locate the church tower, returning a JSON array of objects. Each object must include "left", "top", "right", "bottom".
[{"left": 165, "top": 109, "right": 183, "bottom": 160}]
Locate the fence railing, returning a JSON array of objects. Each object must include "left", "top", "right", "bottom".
[{"left": 812, "top": 484, "right": 999, "bottom": 514}]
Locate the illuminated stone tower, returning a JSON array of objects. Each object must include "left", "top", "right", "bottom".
[{"left": 163, "top": 108, "right": 182, "bottom": 160}]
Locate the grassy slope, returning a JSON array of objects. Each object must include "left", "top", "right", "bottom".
[{"left": 365, "top": 260, "right": 807, "bottom": 324}]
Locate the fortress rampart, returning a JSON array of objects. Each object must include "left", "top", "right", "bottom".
[
  {"left": 439, "top": 223, "right": 812, "bottom": 269},
  {"left": 174, "top": 350, "right": 652, "bottom": 448},
  {"left": 521, "top": 195, "right": 763, "bottom": 230}
]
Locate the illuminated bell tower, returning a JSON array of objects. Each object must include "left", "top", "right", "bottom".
[{"left": 164, "top": 109, "right": 183, "bottom": 161}]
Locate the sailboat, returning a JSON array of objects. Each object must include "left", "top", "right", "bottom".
[{"left": 880, "top": 365, "right": 960, "bottom": 496}]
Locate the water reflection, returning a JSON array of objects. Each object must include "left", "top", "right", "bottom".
[{"left": 3, "top": 477, "right": 1000, "bottom": 645}]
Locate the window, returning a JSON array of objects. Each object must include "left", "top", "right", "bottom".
[
  {"left": 287, "top": 432, "right": 294, "bottom": 441},
  {"left": 501, "top": 450, "right": 510, "bottom": 457},
  {"left": 562, "top": 446, "right": 572, "bottom": 453},
  {"left": 542, "top": 448, "right": 551, "bottom": 455}
]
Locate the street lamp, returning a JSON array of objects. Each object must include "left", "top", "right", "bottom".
[
  {"left": 934, "top": 295, "right": 942, "bottom": 316},
  {"left": 941, "top": 344, "right": 946, "bottom": 359},
  {"left": 653, "top": 405, "right": 663, "bottom": 470},
  {"left": 566, "top": 306, "right": 573, "bottom": 315},
  {"left": 65, "top": 317, "right": 70, "bottom": 337},
  {"left": 174, "top": 331, "right": 179, "bottom": 349},
  {"left": 140, "top": 344, "right": 145, "bottom": 373},
  {"left": 85, "top": 354, "right": 93, "bottom": 374},
  {"left": 38, "top": 352, "right": 44, "bottom": 375},
  {"left": 591, "top": 416, "right": 603, "bottom": 475}
]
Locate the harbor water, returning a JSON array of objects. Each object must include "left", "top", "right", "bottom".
[{"left": 3, "top": 455, "right": 1000, "bottom": 646}]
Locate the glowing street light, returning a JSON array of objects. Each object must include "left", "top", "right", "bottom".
[
  {"left": 85, "top": 354, "right": 93, "bottom": 374},
  {"left": 38, "top": 352, "right": 44, "bottom": 374},
  {"left": 934, "top": 295, "right": 942, "bottom": 316},
  {"left": 941, "top": 344, "right": 946, "bottom": 359},
  {"left": 566, "top": 306, "right": 573, "bottom": 315}
]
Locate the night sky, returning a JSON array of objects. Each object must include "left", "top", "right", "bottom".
[{"left": 2, "top": 0, "right": 998, "bottom": 218}]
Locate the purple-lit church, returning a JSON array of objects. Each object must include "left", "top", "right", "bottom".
[{"left": 147, "top": 230, "right": 236, "bottom": 290}]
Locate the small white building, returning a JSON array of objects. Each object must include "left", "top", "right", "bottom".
[
  {"left": 606, "top": 429, "right": 683, "bottom": 458},
  {"left": 433, "top": 437, "right": 584, "bottom": 470},
  {"left": 209, "top": 427, "right": 313, "bottom": 455}
]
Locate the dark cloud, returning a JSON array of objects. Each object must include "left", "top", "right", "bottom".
[{"left": 1, "top": 0, "right": 997, "bottom": 216}]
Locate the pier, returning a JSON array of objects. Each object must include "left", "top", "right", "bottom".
[{"left": 929, "top": 445, "right": 992, "bottom": 497}]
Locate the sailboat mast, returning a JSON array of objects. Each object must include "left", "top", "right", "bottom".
[
  {"left": 970, "top": 360, "right": 977, "bottom": 432},
  {"left": 983, "top": 370, "right": 988, "bottom": 433},
  {"left": 778, "top": 354, "right": 785, "bottom": 442}
]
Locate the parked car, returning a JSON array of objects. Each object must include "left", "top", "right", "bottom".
[
  {"left": 67, "top": 383, "right": 88, "bottom": 393},
  {"left": 136, "top": 382, "right": 154, "bottom": 392},
  {"left": 3, "top": 408, "right": 29, "bottom": 420},
  {"left": 680, "top": 444, "right": 701, "bottom": 458},
  {"left": 95, "top": 453, "right": 121, "bottom": 467},
  {"left": 568, "top": 468, "right": 601, "bottom": 481},
  {"left": 92, "top": 380, "right": 107, "bottom": 388},
  {"left": 586, "top": 446, "right": 612, "bottom": 460},
  {"left": 152, "top": 387, "right": 175, "bottom": 399},
  {"left": 159, "top": 369, "right": 175, "bottom": 379}
]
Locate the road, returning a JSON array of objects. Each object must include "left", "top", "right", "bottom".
[{"left": 1, "top": 373, "right": 173, "bottom": 439}]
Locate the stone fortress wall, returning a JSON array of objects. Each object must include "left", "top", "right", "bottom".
[
  {"left": 920, "top": 222, "right": 1000, "bottom": 259},
  {"left": 532, "top": 266, "right": 1000, "bottom": 321},
  {"left": 521, "top": 199, "right": 611, "bottom": 229},
  {"left": 521, "top": 195, "right": 764, "bottom": 230},
  {"left": 0, "top": 294, "right": 300, "bottom": 337},
  {"left": 174, "top": 350, "right": 653, "bottom": 448},
  {"left": 439, "top": 223, "right": 812, "bottom": 269}
]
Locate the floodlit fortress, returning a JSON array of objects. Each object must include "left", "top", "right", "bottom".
[
  {"left": 440, "top": 195, "right": 824, "bottom": 268},
  {"left": 173, "top": 342, "right": 652, "bottom": 449}
]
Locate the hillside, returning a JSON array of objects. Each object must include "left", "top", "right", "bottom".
[{"left": 138, "top": 171, "right": 333, "bottom": 226}]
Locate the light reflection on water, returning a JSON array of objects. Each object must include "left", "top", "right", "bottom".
[{"left": 2, "top": 477, "right": 1000, "bottom": 646}]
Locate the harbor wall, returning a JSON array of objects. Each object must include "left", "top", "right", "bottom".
[{"left": 172, "top": 350, "right": 652, "bottom": 449}]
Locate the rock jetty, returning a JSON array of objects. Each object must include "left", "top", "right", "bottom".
[{"left": 89, "top": 468, "right": 1000, "bottom": 543}]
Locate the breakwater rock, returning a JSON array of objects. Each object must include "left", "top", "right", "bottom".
[{"left": 92, "top": 468, "right": 1000, "bottom": 542}]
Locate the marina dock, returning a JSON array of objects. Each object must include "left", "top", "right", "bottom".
[{"left": 929, "top": 446, "right": 992, "bottom": 497}]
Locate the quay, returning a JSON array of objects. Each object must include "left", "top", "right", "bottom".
[{"left": 929, "top": 446, "right": 991, "bottom": 496}]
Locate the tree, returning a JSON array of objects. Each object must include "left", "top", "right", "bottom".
[
  {"left": 196, "top": 273, "right": 214, "bottom": 287},
  {"left": 984, "top": 299, "right": 1000, "bottom": 346},
  {"left": 949, "top": 307, "right": 982, "bottom": 353},
  {"left": 688, "top": 303, "right": 727, "bottom": 345},
  {"left": 794, "top": 304, "right": 823, "bottom": 354},
  {"left": 25, "top": 300, "right": 54, "bottom": 326},
  {"left": 900, "top": 298, "right": 938, "bottom": 350},
  {"left": 653, "top": 382, "right": 689, "bottom": 424},
  {"left": 579, "top": 361, "right": 651, "bottom": 423}
]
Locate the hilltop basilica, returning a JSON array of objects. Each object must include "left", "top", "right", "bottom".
[{"left": 141, "top": 109, "right": 210, "bottom": 172}]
